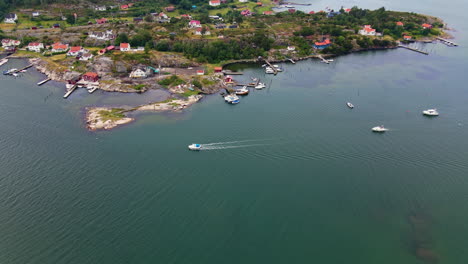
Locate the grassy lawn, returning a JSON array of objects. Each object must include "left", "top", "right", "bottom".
[{"left": 98, "top": 108, "right": 126, "bottom": 122}]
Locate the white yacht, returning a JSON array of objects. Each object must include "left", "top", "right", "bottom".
[
  {"left": 188, "top": 144, "right": 202, "bottom": 151},
  {"left": 265, "top": 67, "right": 275, "bottom": 74},
  {"left": 235, "top": 86, "right": 249, "bottom": 95},
  {"left": 372, "top": 125, "right": 388, "bottom": 132},
  {"left": 422, "top": 109, "right": 439, "bottom": 116},
  {"left": 347, "top": 102, "right": 354, "bottom": 109}
]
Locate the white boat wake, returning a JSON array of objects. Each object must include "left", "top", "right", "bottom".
[
  {"left": 201, "top": 143, "right": 268, "bottom": 150},
  {"left": 201, "top": 139, "right": 274, "bottom": 146}
]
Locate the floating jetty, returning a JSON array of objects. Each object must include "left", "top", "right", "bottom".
[
  {"left": 37, "top": 78, "right": 51, "bottom": 86},
  {"left": 222, "top": 70, "right": 244, "bottom": 75},
  {"left": 398, "top": 45, "right": 429, "bottom": 55},
  {"left": 318, "top": 55, "right": 331, "bottom": 64},
  {"left": 288, "top": 58, "right": 296, "bottom": 64},
  {"left": 436, "top": 37, "right": 458, "bottom": 47},
  {"left": 11, "top": 64, "right": 33, "bottom": 73}
]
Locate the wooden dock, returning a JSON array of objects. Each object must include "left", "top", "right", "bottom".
[
  {"left": 236, "top": 78, "right": 260, "bottom": 87},
  {"left": 288, "top": 58, "right": 296, "bottom": 64},
  {"left": 222, "top": 70, "right": 244, "bottom": 75},
  {"left": 398, "top": 45, "right": 429, "bottom": 55},
  {"left": 12, "top": 64, "right": 33, "bottom": 73},
  {"left": 436, "top": 37, "right": 458, "bottom": 47},
  {"left": 317, "top": 55, "right": 330, "bottom": 64},
  {"left": 264, "top": 60, "right": 278, "bottom": 74},
  {"left": 63, "top": 85, "right": 77, "bottom": 99},
  {"left": 37, "top": 78, "right": 51, "bottom": 86}
]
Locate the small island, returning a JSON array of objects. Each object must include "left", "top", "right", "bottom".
[{"left": 0, "top": 1, "right": 452, "bottom": 130}]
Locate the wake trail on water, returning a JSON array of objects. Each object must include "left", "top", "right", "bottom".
[
  {"left": 202, "top": 138, "right": 275, "bottom": 146},
  {"left": 201, "top": 143, "right": 272, "bottom": 151}
]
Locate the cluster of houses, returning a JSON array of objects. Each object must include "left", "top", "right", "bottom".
[
  {"left": 89, "top": 30, "right": 116, "bottom": 41},
  {"left": 1, "top": 39, "right": 21, "bottom": 51},
  {"left": 4, "top": 13, "right": 18, "bottom": 24}
]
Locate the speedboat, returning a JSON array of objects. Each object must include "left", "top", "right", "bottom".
[
  {"left": 224, "top": 94, "right": 240, "bottom": 104},
  {"left": 3, "top": 68, "right": 17, "bottom": 75},
  {"left": 273, "top": 65, "right": 283, "bottom": 72},
  {"left": 347, "top": 102, "right": 354, "bottom": 109},
  {"left": 422, "top": 109, "right": 439, "bottom": 116},
  {"left": 372, "top": 125, "right": 388, "bottom": 132},
  {"left": 255, "top": 82, "right": 266, "bottom": 89},
  {"left": 188, "top": 143, "right": 202, "bottom": 150},
  {"left": 235, "top": 86, "right": 249, "bottom": 95}
]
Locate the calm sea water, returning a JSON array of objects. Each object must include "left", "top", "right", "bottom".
[{"left": 1, "top": 0, "right": 467, "bottom": 263}]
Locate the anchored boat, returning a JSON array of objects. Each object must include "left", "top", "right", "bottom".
[
  {"left": 255, "top": 82, "right": 266, "bottom": 89},
  {"left": 422, "top": 109, "right": 439, "bottom": 116},
  {"left": 372, "top": 125, "right": 388, "bottom": 132},
  {"left": 224, "top": 94, "right": 240, "bottom": 104},
  {"left": 235, "top": 86, "right": 249, "bottom": 95},
  {"left": 347, "top": 102, "right": 354, "bottom": 109}
]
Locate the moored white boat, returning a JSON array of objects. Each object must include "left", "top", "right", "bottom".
[
  {"left": 255, "top": 82, "right": 266, "bottom": 89},
  {"left": 265, "top": 67, "right": 275, "bottom": 74},
  {"left": 0, "top": 58, "right": 8, "bottom": 67},
  {"left": 235, "top": 86, "right": 249, "bottom": 95},
  {"left": 372, "top": 125, "right": 388, "bottom": 132},
  {"left": 224, "top": 94, "right": 240, "bottom": 104},
  {"left": 347, "top": 102, "right": 354, "bottom": 109},
  {"left": 188, "top": 144, "right": 202, "bottom": 150},
  {"left": 422, "top": 109, "right": 439, "bottom": 116}
]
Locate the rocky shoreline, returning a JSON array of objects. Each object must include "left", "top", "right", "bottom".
[{"left": 86, "top": 95, "right": 203, "bottom": 131}]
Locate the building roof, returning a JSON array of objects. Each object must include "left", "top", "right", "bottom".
[
  {"left": 344, "top": 8, "right": 351, "bottom": 12},
  {"left": 396, "top": 21, "right": 404, "bottom": 26},
  {"left": 422, "top": 23, "right": 432, "bottom": 28},
  {"left": 120, "top": 43, "right": 130, "bottom": 48},
  {"left": 209, "top": 0, "right": 221, "bottom": 3},
  {"left": 263, "top": 11, "right": 274, "bottom": 15},
  {"left": 315, "top": 38, "right": 331, "bottom": 46},
  {"left": 190, "top": 20, "right": 201, "bottom": 24},
  {"left": 84, "top": 72, "right": 98, "bottom": 78},
  {"left": 28, "top": 42, "right": 42, "bottom": 46},
  {"left": 5, "top": 13, "right": 16, "bottom": 19},
  {"left": 52, "top": 43, "right": 68, "bottom": 50},
  {"left": 69, "top": 46, "right": 82, "bottom": 52},
  {"left": 404, "top": 35, "right": 412, "bottom": 39}
]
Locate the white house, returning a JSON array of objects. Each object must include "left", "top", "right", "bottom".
[
  {"left": 4, "top": 13, "right": 18, "bottom": 23},
  {"left": 79, "top": 53, "right": 93, "bottom": 61},
  {"left": 129, "top": 68, "right": 148, "bottom": 78},
  {"left": 27, "top": 42, "right": 44, "bottom": 52},
  {"left": 1, "top": 39, "right": 20, "bottom": 48},
  {"left": 120, "top": 43, "right": 131, "bottom": 52},
  {"left": 67, "top": 46, "right": 84, "bottom": 56},
  {"left": 188, "top": 20, "right": 202, "bottom": 28},
  {"left": 51, "top": 42, "right": 69, "bottom": 53},
  {"left": 32, "top": 12, "right": 40, "bottom": 17},
  {"left": 95, "top": 6, "right": 107, "bottom": 11},
  {"left": 195, "top": 27, "right": 210, "bottom": 36},
  {"left": 359, "top": 25, "right": 376, "bottom": 36},
  {"left": 89, "top": 30, "right": 115, "bottom": 41},
  {"left": 209, "top": 0, "right": 221, "bottom": 6},
  {"left": 287, "top": 46, "right": 295, "bottom": 51}
]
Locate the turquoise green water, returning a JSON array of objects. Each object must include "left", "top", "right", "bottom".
[{"left": 1, "top": 0, "right": 468, "bottom": 263}]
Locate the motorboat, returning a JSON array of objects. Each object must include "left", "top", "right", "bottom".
[
  {"left": 235, "top": 86, "right": 249, "bottom": 95},
  {"left": 188, "top": 143, "right": 202, "bottom": 151},
  {"left": 0, "top": 58, "right": 8, "bottom": 66},
  {"left": 255, "top": 82, "right": 266, "bottom": 89},
  {"left": 372, "top": 125, "right": 388, "bottom": 132},
  {"left": 265, "top": 67, "right": 275, "bottom": 74},
  {"left": 422, "top": 109, "right": 439, "bottom": 116},
  {"left": 273, "top": 65, "right": 283, "bottom": 72},
  {"left": 3, "top": 68, "right": 17, "bottom": 75},
  {"left": 224, "top": 94, "right": 240, "bottom": 104},
  {"left": 347, "top": 102, "right": 354, "bottom": 109}
]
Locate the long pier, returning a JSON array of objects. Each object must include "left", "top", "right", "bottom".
[
  {"left": 264, "top": 60, "right": 278, "bottom": 74},
  {"left": 398, "top": 45, "right": 429, "bottom": 55},
  {"left": 317, "top": 55, "right": 331, "bottom": 63},
  {"left": 63, "top": 85, "right": 77, "bottom": 99},
  {"left": 436, "top": 37, "right": 458, "bottom": 47},
  {"left": 37, "top": 78, "right": 51, "bottom": 86},
  {"left": 12, "top": 64, "right": 33, "bottom": 73},
  {"left": 288, "top": 58, "right": 296, "bottom": 64}
]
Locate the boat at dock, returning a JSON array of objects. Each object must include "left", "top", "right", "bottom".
[
  {"left": 0, "top": 58, "right": 8, "bottom": 67},
  {"left": 273, "top": 65, "right": 283, "bottom": 72},
  {"left": 265, "top": 67, "right": 275, "bottom": 74},
  {"left": 347, "top": 102, "right": 354, "bottom": 109},
  {"left": 224, "top": 94, "right": 240, "bottom": 104},
  {"left": 255, "top": 82, "right": 266, "bottom": 89},
  {"left": 3, "top": 68, "right": 17, "bottom": 75},
  {"left": 372, "top": 125, "right": 388, "bottom": 132},
  {"left": 235, "top": 86, "right": 249, "bottom": 95},
  {"left": 422, "top": 109, "right": 439, "bottom": 116},
  {"left": 188, "top": 144, "right": 202, "bottom": 151}
]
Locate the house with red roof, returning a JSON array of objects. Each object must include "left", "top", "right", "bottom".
[
  {"left": 403, "top": 35, "right": 412, "bottom": 40},
  {"left": 197, "top": 69, "right": 205, "bottom": 75},
  {"left": 82, "top": 72, "right": 99, "bottom": 82},
  {"left": 180, "top": 14, "right": 192, "bottom": 19},
  {"left": 1, "top": 39, "right": 20, "bottom": 48},
  {"left": 67, "top": 46, "right": 84, "bottom": 56},
  {"left": 209, "top": 0, "right": 220, "bottom": 6},
  {"left": 214, "top": 67, "right": 223, "bottom": 73},
  {"left": 344, "top": 8, "right": 351, "bottom": 13},
  {"left": 288, "top": 9, "right": 296, "bottom": 13},
  {"left": 359, "top": 25, "right": 376, "bottom": 36},
  {"left": 194, "top": 27, "right": 210, "bottom": 35},
  {"left": 314, "top": 38, "right": 331, "bottom": 49},
  {"left": 96, "top": 18, "right": 107, "bottom": 24},
  {"left": 120, "top": 43, "right": 131, "bottom": 52},
  {"left": 422, "top": 23, "right": 432, "bottom": 29},
  {"left": 51, "top": 42, "right": 69, "bottom": 53},
  {"left": 27, "top": 42, "right": 44, "bottom": 52},
  {"left": 309, "top": 11, "right": 315, "bottom": 14},
  {"left": 263, "top": 11, "right": 274, "bottom": 15},
  {"left": 120, "top": 4, "right": 129, "bottom": 10},
  {"left": 189, "top": 20, "right": 202, "bottom": 28},
  {"left": 256, "top": 2, "right": 263, "bottom": 6},
  {"left": 241, "top": 9, "right": 252, "bottom": 16},
  {"left": 165, "top": 6, "right": 176, "bottom": 12},
  {"left": 396, "top": 21, "right": 404, "bottom": 26}
]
